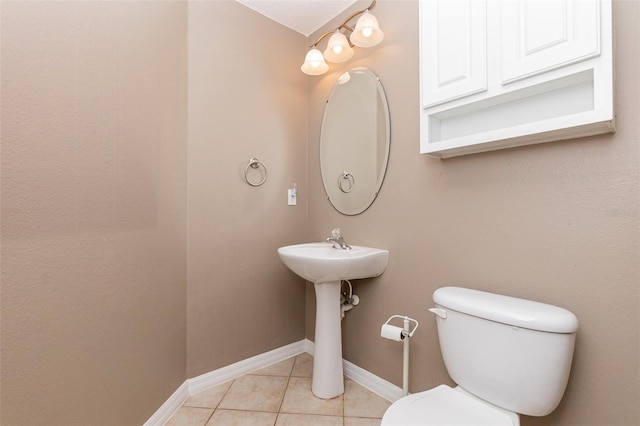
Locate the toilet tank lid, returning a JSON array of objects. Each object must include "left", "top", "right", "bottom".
[{"left": 433, "top": 287, "right": 579, "bottom": 333}]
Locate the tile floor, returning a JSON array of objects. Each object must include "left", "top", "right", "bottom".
[{"left": 165, "top": 353, "right": 391, "bottom": 426}]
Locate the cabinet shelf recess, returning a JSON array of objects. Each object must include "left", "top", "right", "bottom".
[{"left": 419, "top": 0, "right": 614, "bottom": 159}]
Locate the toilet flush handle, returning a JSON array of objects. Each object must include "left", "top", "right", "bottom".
[{"left": 428, "top": 308, "right": 447, "bottom": 319}]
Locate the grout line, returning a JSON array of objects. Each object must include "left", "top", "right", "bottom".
[
  {"left": 271, "top": 354, "right": 298, "bottom": 424},
  {"left": 215, "top": 379, "right": 235, "bottom": 410},
  {"left": 204, "top": 408, "right": 215, "bottom": 426}
]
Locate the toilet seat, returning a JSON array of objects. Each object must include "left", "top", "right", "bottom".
[{"left": 381, "top": 384, "right": 518, "bottom": 426}]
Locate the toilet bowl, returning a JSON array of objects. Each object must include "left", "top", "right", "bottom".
[{"left": 381, "top": 287, "right": 578, "bottom": 425}]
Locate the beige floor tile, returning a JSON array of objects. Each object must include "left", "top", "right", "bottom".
[
  {"left": 276, "top": 413, "right": 344, "bottom": 425},
  {"left": 344, "top": 417, "right": 382, "bottom": 426},
  {"left": 218, "top": 375, "right": 289, "bottom": 412},
  {"left": 206, "top": 409, "right": 277, "bottom": 426},
  {"left": 280, "top": 377, "right": 343, "bottom": 416},
  {"left": 343, "top": 379, "right": 391, "bottom": 419},
  {"left": 165, "top": 406, "right": 214, "bottom": 426},
  {"left": 253, "top": 357, "right": 295, "bottom": 377},
  {"left": 172, "top": 353, "right": 393, "bottom": 426},
  {"left": 184, "top": 381, "right": 233, "bottom": 408},
  {"left": 291, "top": 352, "right": 313, "bottom": 378}
]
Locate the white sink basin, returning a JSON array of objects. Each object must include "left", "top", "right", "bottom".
[
  {"left": 277, "top": 241, "right": 389, "bottom": 399},
  {"left": 277, "top": 242, "right": 389, "bottom": 283}
]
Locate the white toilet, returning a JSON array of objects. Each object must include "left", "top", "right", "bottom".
[{"left": 381, "top": 286, "right": 579, "bottom": 426}]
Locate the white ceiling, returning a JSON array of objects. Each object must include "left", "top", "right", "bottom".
[{"left": 235, "top": 0, "right": 357, "bottom": 36}]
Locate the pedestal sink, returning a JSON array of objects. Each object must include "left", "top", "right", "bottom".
[{"left": 277, "top": 242, "right": 389, "bottom": 399}]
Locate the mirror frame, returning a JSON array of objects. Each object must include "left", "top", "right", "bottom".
[{"left": 320, "top": 67, "right": 391, "bottom": 215}]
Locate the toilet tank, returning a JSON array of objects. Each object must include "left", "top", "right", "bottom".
[{"left": 432, "top": 287, "right": 578, "bottom": 417}]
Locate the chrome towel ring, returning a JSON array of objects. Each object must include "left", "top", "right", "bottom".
[
  {"left": 245, "top": 157, "right": 267, "bottom": 187},
  {"left": 338, "top": 171, "right": 354, "bottom": 193}
]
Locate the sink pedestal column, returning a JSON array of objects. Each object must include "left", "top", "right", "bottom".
[{"left": 312, "top": 280, "right": 344, "bottom": 399}]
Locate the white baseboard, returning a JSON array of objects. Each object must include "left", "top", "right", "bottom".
[
  {"left": 144, "top": 338, "right": 401, "bottom": 425},
  {"left": 343, "top": 359, "right": 404, "bottom": 403},
  {"left": 143, "top": 381, "right": 190, "bottom": 426},
  {"left": 188, "top": 339, "right": 310, "bottom": 395}
]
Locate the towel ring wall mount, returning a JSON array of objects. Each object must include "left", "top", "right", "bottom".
[{"left": 244, "top": 157, "right": 267, "bottom": 187}]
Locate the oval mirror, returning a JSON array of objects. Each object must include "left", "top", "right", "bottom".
[{"left": 320, "top": 67, "right": 390, "bottom": 215}]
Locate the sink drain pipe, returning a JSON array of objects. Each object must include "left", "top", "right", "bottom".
[
  {"left": 340, "top": 280, "right": 359, "bottom": 319},
  {"left": 380, "top": 315, "right": 419, "bottom": 396}
]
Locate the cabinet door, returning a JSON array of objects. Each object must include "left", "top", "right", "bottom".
[
  {"left": 420, "top": 0, "right": 487, "bottom": 108},
  {"left": 501, "top": 0, "right": 601, "bottom": 84}
]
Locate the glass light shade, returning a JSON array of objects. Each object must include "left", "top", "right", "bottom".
[
  {"left": 323, "top": 31, "right": 354, "bottom": 63},
  {"left": 350, "top": 11, "right": 384, "bottom": 48},
  {"left": 301, "top": 47, "right": 329, "bottom": 75}
]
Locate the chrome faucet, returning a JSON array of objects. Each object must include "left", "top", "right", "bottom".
[{"left": 326, "top": 228, "right": 351, "bottom": 250}]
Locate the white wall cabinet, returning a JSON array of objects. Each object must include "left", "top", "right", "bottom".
[{"left": 419, "top": 0, "right": 614, "bottom": 158}]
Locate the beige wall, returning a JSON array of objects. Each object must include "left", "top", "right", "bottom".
[
  {"left": 307, "top": 1, "right": 639, "bottom": 425},
  {"left": 0, "top": 2, "right": 188, "bottom": 424},
  {"left": 1, "top": 1, "right": 309, "bottom": 423},
  {"left": 186, "top": 1, "right": 308, "bottom": 377}
]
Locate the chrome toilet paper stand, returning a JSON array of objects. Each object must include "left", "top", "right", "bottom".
[{"left": 382, "top": 315, "right": 419, "bottom": 396}]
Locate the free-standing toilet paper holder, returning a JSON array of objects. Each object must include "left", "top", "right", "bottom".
[{"left": 381, "top": 315, "right": 419, "bottom": 396}]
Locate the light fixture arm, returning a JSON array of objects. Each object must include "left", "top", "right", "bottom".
[
  {"left": 311, "top": 30, "right": 338, "bottom": 49},
  {"left": 308, "top": 0, "right": 377, "bottom": 48}
]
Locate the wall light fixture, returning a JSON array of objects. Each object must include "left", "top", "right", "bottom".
[{"left": 301, "top": 0, "right": 383, "bottom": 76}]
